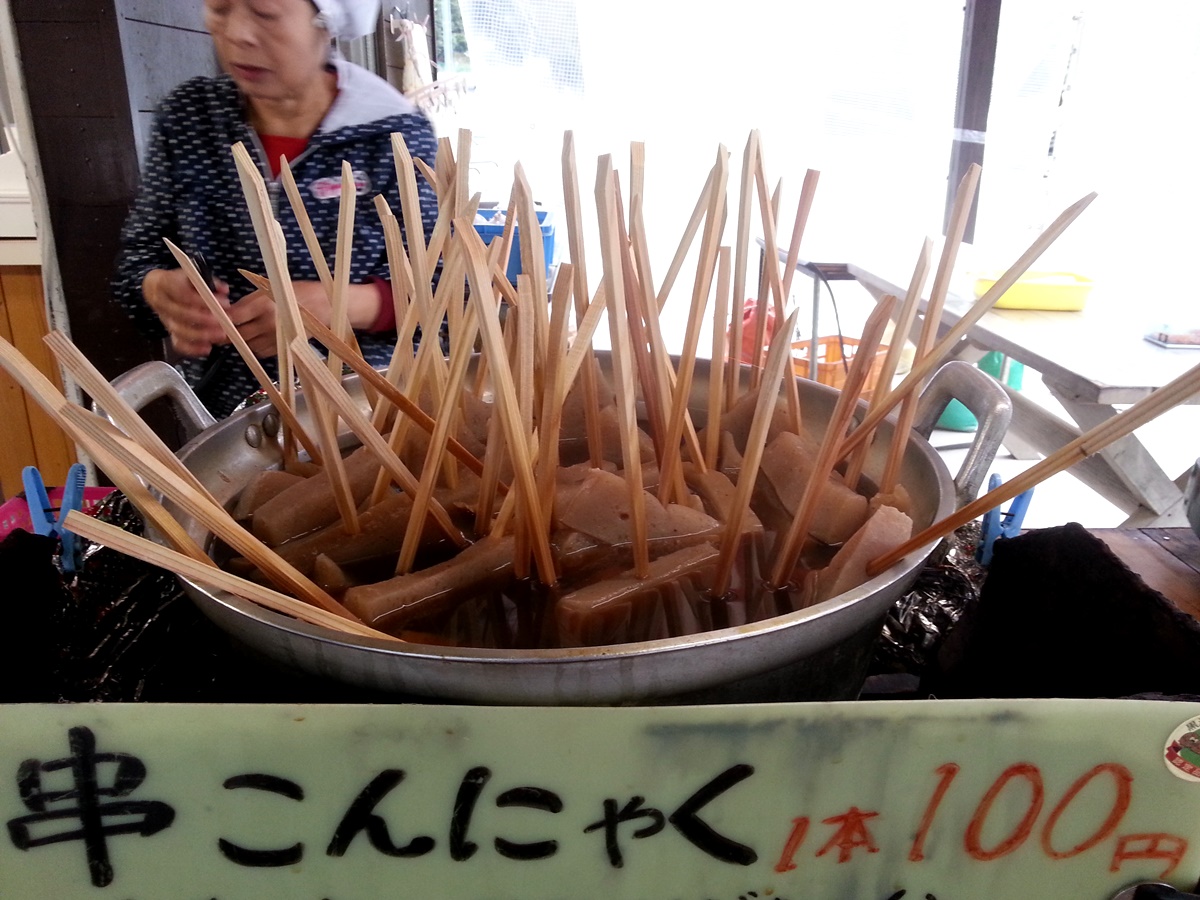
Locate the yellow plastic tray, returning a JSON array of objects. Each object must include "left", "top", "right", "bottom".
[{"left": 974, "top": 271, "right": 1093, "bottom": 311}]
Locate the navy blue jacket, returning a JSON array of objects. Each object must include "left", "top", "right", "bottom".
[{"left": 112, "top": 58, "right": 439, "bottom": 418}]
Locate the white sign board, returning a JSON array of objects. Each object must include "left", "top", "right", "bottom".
[{"left": 2, "top": 699, "right": 1200, "bottom": 898}]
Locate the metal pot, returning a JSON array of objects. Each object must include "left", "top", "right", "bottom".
[{"left": 111, "top": 355, "right": 1010, "bottom": 705}]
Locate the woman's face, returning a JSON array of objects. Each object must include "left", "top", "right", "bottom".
[{"left": 203, "top": 0, "right": 330, "bottom": 106}]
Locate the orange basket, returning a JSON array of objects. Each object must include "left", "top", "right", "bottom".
[{"left": 791, "top": 336, "right": 889, "bottom": 396}]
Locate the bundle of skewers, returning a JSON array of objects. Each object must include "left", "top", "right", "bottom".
[{"left": 2, "top": 128, "right": 1198, "bottom": 652}]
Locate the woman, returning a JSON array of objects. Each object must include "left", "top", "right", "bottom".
[{"left": 112, "top": 0, "right": 439, "bottom": 418}]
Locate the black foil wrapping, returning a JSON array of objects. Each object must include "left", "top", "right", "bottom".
[{"left": 870, "top": 521, "right": 984, "bottom": 680}]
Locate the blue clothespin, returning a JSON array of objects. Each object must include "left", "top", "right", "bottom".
[
  {"left": 22, "top": 463, "right": 87, "bottom": 573},
  {"left": 977, "top": 472, "right": 1034, "bottom": 566}
]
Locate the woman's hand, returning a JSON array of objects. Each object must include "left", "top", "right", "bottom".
[
  {"left": 228, "top": 280, "right": 384, "bottom": 358},
  {"left": 142, "top": 268, "right": 231, "bottom": 357}
]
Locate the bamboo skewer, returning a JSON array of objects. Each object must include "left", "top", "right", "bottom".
[
  {"left": 460, "top": 220, "right": 558, "bottom": 585},
  {"left": 163, "top": 249, "right": 322, "bottom": 465},
  {"left": 595, "top": 156, "right": 650, "bottom": 579},
  {"left": 561, "top": 279, "right": 609, "bottom": 399},
  {"left": 329, "top": 162, "right": 356, "bottom": 379},
  {"left": 513, "top": 163, "right": 550, "bottom": 375},
  {"left": 290, "top": 344, "right": 361, "bottom": 535},
  {"left": 710, "top": 308, "right": 800, "bottom": 597},
  {"left": 629, "top": 201, "right": 707, "bottom": 483},
  {"left": 875, "top": 251, "right": 936, "bottom": 495},
  {"left": 0, "top": 127, "right": 1115, "bottom": 653},
  {"left": 366, "top": 235, "right": 463, "bottom": 504},
  {"left": 842, "top": 238, "right": 932, "bottom": 490},
  {"left": 429, "top": 137, "right": 452, "bottom": 213},
  {"left": 705, "top": 247, "right": 732, "bottom": 470},
  {"left": 753, "top": 144, "right": 789, "bottom": 327},
  {"left": 746, "top": 140, "right": 780, "bottom": 387},
  {"left": 396, "top": 295, "right": 480, "bottom": 575},
  {"left": 516, "top": 279, "right": 537, "bottom": 438},
  {"left": 755, "top": 178, "right": 783, "bottom": 348},
  {"left": 613, "top": 181, "right": 669, "bottom": 474},
  {"left": 280, "top": 157, "right": 376, "bottom": 378},
  {"left": 726, "top": 132, "right": 759, "bottom": 409},
  {"left": 233, "top": 143, "right": 322, "bottom": 470},
  {"left": 43, "top": 328, "right": 222, "bottom": 509},
  {"left": 474, "top": 304, "right": 525, "bottom": 541},
  {"left": 59, "top": 403, "right": 357, "bottom": 620},
  {"left": 475, "top": 319, "right": 513, "bottom": 537},
  {"left": 455, "top": 127, "right": 473, "bottom": 216},
  {"left": 658, "top": 147, "right": 727, "bottom": 505},
  {"left": 655, "top": 164, "right": 719, "bottom": 317},
  {"left": 770, "top": 294, "right": 898, "bottom": 588},
  {"left": 922, "top": 163, "right": 982, "bottom": 355},
  {"left": 560, "top": 131, "right": 605, "bottom": 466},
  {"left": 414, "top": 156, "right": 439, "bottom": 194},
  {"left": 256, "top": 215, "right": 356, "bottom": 510},
  {"left": 535, "top": 263, "right": 577, "bottom": 525},
  {"left": 839, "top": 190, "right": 1098, "bottom": 461},
  {"left": 779, "top": 169, "right": 822, "bottom": 301},
  {"left": 391, "top": 133, "right": 435, "bottom": 332},
  {"left": 512, "top": 285, "right": 537, "bottom": 576},
  {"left": 485, "top": 185, "right": 521, "bottom": 308},
  {"left": 280, "top": 160, "right": 334, "bottom": 294},
  {"left": 286, "top": 336, "right": 466, "bottom": 546},
  {"left": 279, "top": 162, "right": 374, "bottom": 393},
  {"left": 0, "top": 336, "right": 208, "bottom": 561},
  {"left": 65, "top": 512, "right": 394, "bottom": 641},
  {"left": 840, "top": 319, "right": 894, "bottom": 491},
  {"left": 73, "top": 438, "right": 208, "bottom": 562},
  {"left": 868, "top": 358, "right": 1200, "bottom": 577},
  {"left": 372, "top": 196, "right": 419, "bottom": 398},
  {"left": 751, "top": 163, "right": 804, "bottom": 436},
  {"left": 629, "top": 140, "right": 646, "bottom": 232},
  {"left": 291, "top": 304, "right": 487, "bottom": 479},
  {"left": 429, "top": 190, "right": 482, "bottom": 292},
  {"left": 864, "top": 168, "right": 980, "bottom": 480},
  {"left": 435, "top": 134, "right": 456, "bottom": 203}
]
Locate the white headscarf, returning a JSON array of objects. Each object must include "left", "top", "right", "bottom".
[{"left": 310, "top": 0, "right": 381, "bottom": 41}]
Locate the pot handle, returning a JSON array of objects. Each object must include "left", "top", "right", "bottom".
[
  {"left": 913, "top": 359, "right": 1013, "bottom": 508},
  {"left": 105, "top": 361, "right": 217, "bottom": 443}
]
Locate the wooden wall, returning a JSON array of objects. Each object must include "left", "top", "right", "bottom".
[
  {"left": 114, "top": 1, "right": 216, "bottom": 163},
  {"left": 0, "top": 265, "right": 75, "bottom": 499},
  {"left": 9, "top": 0, "right": 156, "bottom": 388},
  {"left": 6, "top": 0, "right": 218, "bottom": 469}
]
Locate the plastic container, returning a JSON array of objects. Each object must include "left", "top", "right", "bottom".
[
  {"left": 937, "top": 351, "right": 1025, "bottom": 432},
  {"left": 473, "top": 208, "right": 556, "bottom": 284},
  {"left": 792, "top": 336, "right": 890, "bottom": 397},
  {"left": 0, "top": 486, "right": 115, "bottom": 541},
  {"left": 975, "top": 271, "right": 1093, "bottom": 311}
]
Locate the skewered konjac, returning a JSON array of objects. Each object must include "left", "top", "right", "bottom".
[
  {"left": 7, "top": 127, "right": 1159, "bottom": 657},
  {"left": 225, "top": 366, "right": 909, "bottom": 647},
  {"left": 198, "top": 130, "right": 930, "bottom": 650}
]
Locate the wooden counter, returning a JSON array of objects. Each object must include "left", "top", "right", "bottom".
[{"left": 1091, "top": 527, "right": 1200, "bottom": 622}]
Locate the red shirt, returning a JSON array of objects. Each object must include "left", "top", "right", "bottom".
[
  {"left": 257, "top": 132, "right": 394, "bottom": 332},
  {"left": 259, "top": 134, "right": 309, "bottom": 178}
]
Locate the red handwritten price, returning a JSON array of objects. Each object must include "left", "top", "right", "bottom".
[{"left": 774, "top": 761, "right": 1188, "bottom": 880}]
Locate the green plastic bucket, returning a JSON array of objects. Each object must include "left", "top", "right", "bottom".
[{"left": 937, "top": 351, "right": 1023, "bottom": 431}]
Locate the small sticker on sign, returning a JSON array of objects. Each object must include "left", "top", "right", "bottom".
[{"left": 1164, "top": 718, "right": 1200, "bottom": 781}]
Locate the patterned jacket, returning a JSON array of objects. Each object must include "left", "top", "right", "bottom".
[{"left": 111, "top": 57, "right": 439, "bottom": 418}]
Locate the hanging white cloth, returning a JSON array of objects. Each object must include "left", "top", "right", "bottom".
[{"left": 395, "top": 18, "right": 434, "bottom": 95}]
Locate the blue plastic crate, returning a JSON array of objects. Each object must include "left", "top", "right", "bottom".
[{"left": 473, "top": 208, "right": 555, "bottom": 284}]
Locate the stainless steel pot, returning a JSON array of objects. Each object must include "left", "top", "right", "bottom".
[{"left": 110, "top": 355, "right": 1011, "bottom": 705}]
